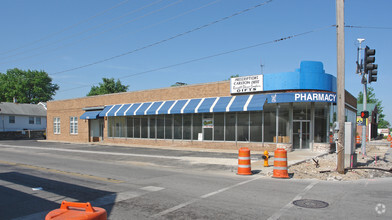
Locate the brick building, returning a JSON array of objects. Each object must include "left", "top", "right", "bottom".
[{"left": 47, "top": 61, "right": 357, "bottom": 152}]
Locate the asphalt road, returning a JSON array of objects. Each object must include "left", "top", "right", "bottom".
[{"left": 0, "top": 140, "right": 391, "bottom": 219}]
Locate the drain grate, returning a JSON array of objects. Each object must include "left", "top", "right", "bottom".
[{"left": 293, "top": 199, "right": 329, "bottom": 209}]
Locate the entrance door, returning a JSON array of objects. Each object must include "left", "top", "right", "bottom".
[{"left": 293, "top": 120, "right": 310, "bottom": 149}]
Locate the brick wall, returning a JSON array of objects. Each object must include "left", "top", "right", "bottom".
[{"left": 47, "top": 81, "right": 231, "bottom": 143}]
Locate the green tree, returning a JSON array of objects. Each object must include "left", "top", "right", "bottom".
[
  {"left": 0, "top": 68, "right": 59, "bottom": 103},
  {"left": 227, "top": 74, "right": 240, "bottom": 80},
  {"left": 357, "top": 87, "right": 390, "bottom": 128},
  {"left": 87, "top": 77, "right": 129, "bottom": 96},
  {"left": 171, "top": 82, "right": 187, "bottom": 87}
]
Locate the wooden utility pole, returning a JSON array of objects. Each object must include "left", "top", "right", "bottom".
[{"left": 336, "top": 0, "right": 345, "bottom": 174}]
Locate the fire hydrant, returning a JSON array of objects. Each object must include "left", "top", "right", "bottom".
[{"left": 262, "top": 150, "right": 269, "bottom": 167}]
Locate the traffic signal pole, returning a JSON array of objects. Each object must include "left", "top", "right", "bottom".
[{"left": 362, "top": 79, "right": 367, "bottom": 156}]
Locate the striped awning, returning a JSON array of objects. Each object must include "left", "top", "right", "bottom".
[
  {"left": 82, "top": 91, "right": 336, "bottom": 118},
  {"left": 98, "top": 94, "right": 267, "bottom": 116}
]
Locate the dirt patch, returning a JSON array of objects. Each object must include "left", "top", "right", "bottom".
[{"left": 286, "top": 145, "right": 392, "bottom": 181}]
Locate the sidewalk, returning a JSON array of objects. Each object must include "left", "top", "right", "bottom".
[{"left": 251, "top": 150, "right": 327, "bottom": 175}]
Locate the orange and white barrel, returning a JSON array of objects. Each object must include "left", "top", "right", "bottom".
[
  {"left": 272, "top": 148, "right": 289, "bottom": 179},
  {"left": 356, "top": 135, "right": 361, "bottom": 144},
  {"left": 237, "top": 147, "right": 252, "bottom": 175}
]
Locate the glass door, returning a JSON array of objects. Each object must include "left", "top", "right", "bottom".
[{"left": 293, "top": 120, "right": 310, "bottom": 149}]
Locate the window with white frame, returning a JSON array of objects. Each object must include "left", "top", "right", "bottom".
[
  {"left": 29, "top": 117, "right": 34, "bottom": 124},
  {"left": 9, "top": 116, "right": 15, "bottom": 124},
  {"left": 36, "top": 117, "right": 41, "bottom": 125},
  {"left": 54, "top": 117, "right": 60, "bottom": 134},
  {"left": 70, "top": 117, "right": 78, "bottom": 134}
]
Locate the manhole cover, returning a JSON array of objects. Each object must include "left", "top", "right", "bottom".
[{"left": 293, "top": 199, "right": 329, "bottom": 209}]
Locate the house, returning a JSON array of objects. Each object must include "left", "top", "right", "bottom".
[{"left": 0, "top": 102, "right": 47, "bottom": 132}]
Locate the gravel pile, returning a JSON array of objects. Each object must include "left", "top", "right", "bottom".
[{"left": 287, "top": 145, "right": 392, "bottom": 181}]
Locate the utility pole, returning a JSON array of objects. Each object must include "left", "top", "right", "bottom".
[{"left": 336, "top": 0, "right": 345, "bottom": 174}]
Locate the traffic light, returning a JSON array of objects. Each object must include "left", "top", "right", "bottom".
[
  {"left": 361, "top": 111, "right": 369, "bottom": 119},
  {"left": 364, "top": 46, "right": 378, "bottom": 83}
]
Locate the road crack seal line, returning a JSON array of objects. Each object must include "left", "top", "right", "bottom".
[
  {"left": 0, "top": 160, "right": 124, "bottom": 184},
  {"left": 152, "top": 176, "right": 262, "bottom": 218}
]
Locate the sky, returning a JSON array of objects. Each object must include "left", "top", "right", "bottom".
[{"left": 0, "top": 0, "right": 391, "bottom": 122}]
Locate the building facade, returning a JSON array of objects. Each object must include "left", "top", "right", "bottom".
[
  {"left": 47, "top": 61, "right": 357, "bottom": 152},
  {"left": 0, "top": 102, "right": 47, "bottom": 132}
]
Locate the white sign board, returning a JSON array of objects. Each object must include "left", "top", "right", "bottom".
[{"left": 230, "top": 75, "right": 263, "bottom": 94}]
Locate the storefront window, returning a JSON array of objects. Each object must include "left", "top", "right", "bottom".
[
  {"left": 193, "top": 114, "right": 202, "bottom": 140},
  {"left": 157, "top": 115, "right": 164, "bottom": 139},
  {"left": 141, "top": 117, "right": 148, "bottom": 138},
  {"left": 149, "top": 116, "right": 156, "bottom": 139},
  {"left": 114, "top": 116, "right": 126, "bottom": 137},
  {"left": 183, "top": 114, "right": 192, "bottom": 140},
  {"left": 264, "top": 104, "right": 276, "bottom": 142},
  {"left": 315, "top": 103, "right": 329, "bottom": 143},
  {"left": 165, "top": 115, "right": 172, "bottom": 139},
  {"left": 237, "top": 112, "right": 249, "bottom": 141},
  {"left": 127, "top": 117, "right": 133, "bottom": 138},
  {"left": 214, "top": 113, "right": 224, "bottom": 141},
  {"left": 174, "top": 115, "right": 182, "bottom": 139},
  {"left": 250, "top": 111, "right": 262, "bottom": 142},
  {"left": 225, "top": 113, "right": 236, "bottom": 141},
  {"left": 203, "top": 113, "right": 213, "bottom": 141},
  {"left": 134, "top": 117, "right": 141, "bottom": 138},
  {"left": 278, "top": 104, "right": 290, "bottom": 143}
]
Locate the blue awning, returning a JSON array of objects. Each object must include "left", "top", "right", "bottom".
[
  {"left": 135, "top": 102, "right": 152, "bottom": 115},
  {"left": 106, "top": 104, "right": 123, "bottom": 117},
  {"left": 80, "top": 111, "right": 102, "bottom": 120},
  {"left": 116, "top": 104, "right": 132, "bottom": 116},
  {"left": 146, "top": 102, "right": 164, "bottom": 115},
  {"left": 213, "top": 96, "right": 233, "bottom": 112},
  {"left": 169, "top": 100, "right": 189, "bottom": 114},
  {"left": 228, "top": 95, "right": 250, "bottom": 112},
  {"left": 183, "top": 99, "right": 202, "bottom": 114},
  {"left": 124, "top": 103, "right": 141, "bottom": 116},
  {"left": 98, "top": 105, "right": 113, "bottom": 117},
  {"left": 197, "top": 97, "right": 217, "bottom": 113},
  {"left": 157, "top": 101, "right": 176, "bottom": 114},
  {"left": 246, "top": 94, "right": 267, "bottom": 111}
]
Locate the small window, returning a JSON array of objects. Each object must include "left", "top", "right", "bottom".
[
  {"left": 70, "top": 116, "right": 78, "bottom": 134},
  {"left": 9, "top": 116, "right": 15, "bottom": 124},
  {"left": 36, "top": 117, "right": 41, "bottom": 125},
  {"left": 54, "top": 117, "right": 60, "bottom": 134},
  {"left": 29, "top": 117, "right": 34, "bottom": 124}
]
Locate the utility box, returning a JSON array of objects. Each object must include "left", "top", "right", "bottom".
[{"left": 344, "top": 122, "right": 357, "bottom": 168}]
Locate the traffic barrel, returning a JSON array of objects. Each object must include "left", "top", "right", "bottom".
[
  {"left": 356, "top": 135, "right": 361, "bottom": 144},
  {"left": 388, "top": 134, "right": 391, "bottom": 142},
  {"left": 272, "top": 148, "right": 289, "bottom": 179},
  {"left": 390, "top": 139, "right": 392, "bottom": 148},
  {"left": 45, "top": 201, "right": 107, "bottom": 220},
  {"left": 329, "top": 135, "right": 333, "bottom": 144},
  {"left": 237, "top": 147, "right": 252, "bottom": 175}
]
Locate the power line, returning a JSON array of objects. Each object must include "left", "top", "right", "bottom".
[
  {"left": 57, "top": 25, "right": 334, "bottom": 94},
  {"left": 0, "top": 0, "right": 169, "bottom": 62},
  {"left": 51, "top": 0, "right": 275, "bottom": 75},
  {"left": 345, "top": 25, "right": 392, "bottom": 30},
  {"left": 0, "top": 0, "right": 219, "bottom": 65},
  {"left": 0, "top": 0, "right": 131, "bottom": 56}
]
